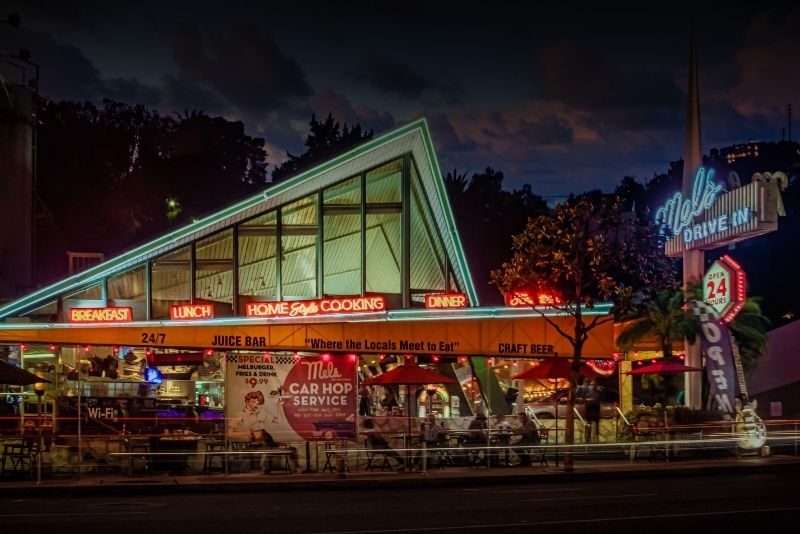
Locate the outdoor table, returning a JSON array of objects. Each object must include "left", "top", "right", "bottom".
[{"left": 151, "top": 436, "right": 202, "bottom": 474}]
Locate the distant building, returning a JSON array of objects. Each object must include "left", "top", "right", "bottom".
[{"left": 720, "top": 142, "right": 762, "bottom": 164}]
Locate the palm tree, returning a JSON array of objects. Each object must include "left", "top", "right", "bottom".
[
  {"left": 616, "top": 288, "right": 699, "bottom": 403},
  {"left": 727, "top": 297, "right": 771, "bottom": 377},
  {"left": 617, "top": 288, "right": 699, "bottom": 360}
]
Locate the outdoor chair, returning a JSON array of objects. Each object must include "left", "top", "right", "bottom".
[
  {"left": 322, "top": 441, "right": 345, "bottom": 473},
  {"left": 202, "top": 438, "right": 228, "bottom": 474},
  {"left": 1, "top": 440, "right": 40, "bottom": 478},
  {"left": 122, "top": 437, "right": 151, "bottom": 476},
  {"left": 364, "top": 439, "right": 392, "bottom": 471},
  {"left": 513, "top": 428, "right": 550, "bottom": 467},
  {"left": 630, "top": 423, "right": 668, "bottom": 462}
]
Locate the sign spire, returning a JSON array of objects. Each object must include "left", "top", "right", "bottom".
[{"left": 682, "top": 28, "right": 705, "bottom": 410}]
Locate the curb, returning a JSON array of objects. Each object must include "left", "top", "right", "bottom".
[{"left": 3, "top": 457, "right": 799, "bottom": 498}]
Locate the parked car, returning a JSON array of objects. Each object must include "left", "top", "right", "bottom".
[{"left": 524, "top": 389, "right": 618, "bottom": 420}]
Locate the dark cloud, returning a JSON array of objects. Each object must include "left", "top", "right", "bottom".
[
  {"left": 353, "top": 53, "right": 431, "bottom": 100},
  {"left": 350, "top": 53, "right": 462, "bottom": 104},
  {"left": 3, "top": 28, "right": 105, "bottom": 102},
  {"left": 161, "top": 75, "right": 227, "bottom": 116},
  {"left": 104, "top": 77, "right": 162, "bottom": 107},
  {"left": 169, "top": 23, "right": 311, "bottom": 114},
  {"left": 425, "top": 113, "right": 480, "bottom": 153},
  {"left": 532, "top": 42, "right": 683, "bottom": 130},
  {"left": 310, "top": 87, "right": 395, "bottom": 133}
]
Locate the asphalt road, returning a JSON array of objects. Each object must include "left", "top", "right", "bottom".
[{"left": 2, "top": 468, "right": 798, "bottom": 533}]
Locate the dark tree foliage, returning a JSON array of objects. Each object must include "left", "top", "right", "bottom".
[
  {"left": 444, "top": 167, "right": 548, "bottom": 305},
  {"left": 35, "top": 99, "right": 268, "bottom": 285},
  {"left": 271, "top": 113, "right": 373, "bottom": 183}
]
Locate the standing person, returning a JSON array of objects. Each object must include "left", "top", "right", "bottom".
[
  {"left": 359, "top": 384, "right": 372, "bottom": 416},
  {"left": 381, "top": 388, "right": 399, "bottom": 413},
  {"left": 578, "top": 377, "right": 603, "bottom": 443},
  {"left": 512, "top": 413, "right": 541, "bottom": 466}
]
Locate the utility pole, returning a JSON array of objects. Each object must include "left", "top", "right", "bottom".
[{"left": 787, "top": 104, "right": 793, "bottom": 142}]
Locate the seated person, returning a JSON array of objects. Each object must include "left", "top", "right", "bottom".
[
  {"left": 362, "top": 418, "right": 405, "bottom": 470},
  {"left": 422, "top": 414, "right": 444, "bottom": 447},
  {"left": 512, "top": 413, "right": 541, "bottom": 466},
  {"left": 465, "top": 413, "right": 488, "bottom": 443}
]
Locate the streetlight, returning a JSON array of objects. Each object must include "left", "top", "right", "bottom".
[{"left": 34, "top": 375, "right": 45, "bottom": 485}]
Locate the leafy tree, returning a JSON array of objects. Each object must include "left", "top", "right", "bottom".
[
  {"left": 35, "top": 98, "right": 268, "bottom": 284},
  {"left": 491, "top": 194, "right": 675, "bottom": 471},
  {"left": 271, "top": 113, "right": 372, "bottom": 183}
]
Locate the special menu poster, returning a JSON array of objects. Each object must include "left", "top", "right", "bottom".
[{"left": 226, "top": 353, "right": 357, "bottom": 442}]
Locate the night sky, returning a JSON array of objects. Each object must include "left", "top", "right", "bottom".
[{"left": 3, "top": 1, "right": 798, "bottom": 198}]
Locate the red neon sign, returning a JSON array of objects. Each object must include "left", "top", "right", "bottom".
[
  {"left": 170, "top": 304, "right": 215, "bottom": 320},
  {"left": 69, "top": 307, "right": 133, "bottom": 323},
  {"left": 245, "top": 296, "right": 386, "bottom": 318},
  {"left": 504, "top": 290, "right": 562, "bottom": 307},
  {"left": 424, "top": 293, "right": 468, "bottom": 309}
]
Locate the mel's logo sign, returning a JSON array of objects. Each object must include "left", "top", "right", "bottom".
[
  {"left": 245, "top": 296, "right": 386, "bottom": 318},
  {"left": 69, "top": 307, "right": 132, "bottom": 323},
  {"left": 170, "top": 304, "right": 214, "bottom": 320},
  {"left": 424, "top": 293, "right": 468, "bottom": 309},
  {"left": 655, "top": 167, "right": 751, "bottom": 245}
]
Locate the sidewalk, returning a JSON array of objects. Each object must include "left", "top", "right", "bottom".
[{"left": 3, "top": 453, "right": 799, "bottom": 497}]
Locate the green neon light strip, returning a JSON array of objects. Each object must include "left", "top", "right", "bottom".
[
  {"left": 0, "top": 304, "right": 613, "bottom": 331},
  {"left": 1, "top": 119, "right": 473, "bottom": 319}
]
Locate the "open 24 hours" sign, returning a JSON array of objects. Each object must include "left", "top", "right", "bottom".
[{"left": 702, "top": 255, "right": 747, "bottom": 323}]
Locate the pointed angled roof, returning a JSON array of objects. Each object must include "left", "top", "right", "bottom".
[{"left": 0, "top": 118, "right": 477, "bottom": 320}]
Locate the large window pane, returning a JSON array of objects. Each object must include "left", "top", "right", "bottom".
[
  {"left": 281, "top": 195, "right": 318, "bottom": 299},
  {"left": 108, "top": 265, "right": 147, "bottom": 320},
  {"left": 323, "top": 176, "right": 361, "bottom": 296},
  {"left": 366, "top": 159, "right": 402, "bottom": 203},
  {"left": 365, "top": 212, "right": 401, "bottom": 296},
  {"left": 238, "top": 211, "right": 278, "bottom": 309},
  {"left": 410, "top": 162, "right": 446, "bottom": 303},
  {"left": 195, "top": 229, "right": 234, "bottom": 317},
  {"left": 151, "top": 245, "right": 191, "bottom": 319}
]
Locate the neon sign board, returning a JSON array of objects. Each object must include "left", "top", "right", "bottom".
[
  {"left": 702, "top": 255, "right": 746, "bottom": 323},
  {"left": 655, "top": 168, "right": 722, "bottom": 237},
  {"left": 655, "top": 167, "right": 768, "bottom": 250},
  {"left": 504, "top": 289, "right": 562, "bottom": 307},
  {"left": 245, "top": 296, "right": 386, "bottom": 318},
  {"left": 170, "top": 304, "right": 214, "bottom": 320},
  {"left": 69, "top": 307, "right": 132, "bottom": 323},
  {"left": 424, "top": 293, "right": 468, "bottom": 309}
]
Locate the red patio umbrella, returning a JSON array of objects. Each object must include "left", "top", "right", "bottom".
[
  {"left": 624, "top": 360, "right": 702, "bottom": 407},
  {"left": 511, "top": 358, "right": 600, "bottom": 381},
  {"left": 363, "top": 361, "right": 456, "bottom": 466},
  {"left": 623, "top": 360, "right": 702, "bottom": 375},
  {"left": 511, "top": 358, "right": 600, "bottom": 456}
]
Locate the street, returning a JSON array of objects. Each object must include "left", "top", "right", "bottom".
[{"left": 1, "top": 467, "right": 798, "bottom": 533}]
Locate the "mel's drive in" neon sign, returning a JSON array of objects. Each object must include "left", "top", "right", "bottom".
[{"left": 655, "top": 168, "right": 751, "bottom": 245}]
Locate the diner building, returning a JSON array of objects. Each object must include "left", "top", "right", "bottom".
[{"left": 0, "top": 119, "right": 614, "bottom": 476}]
